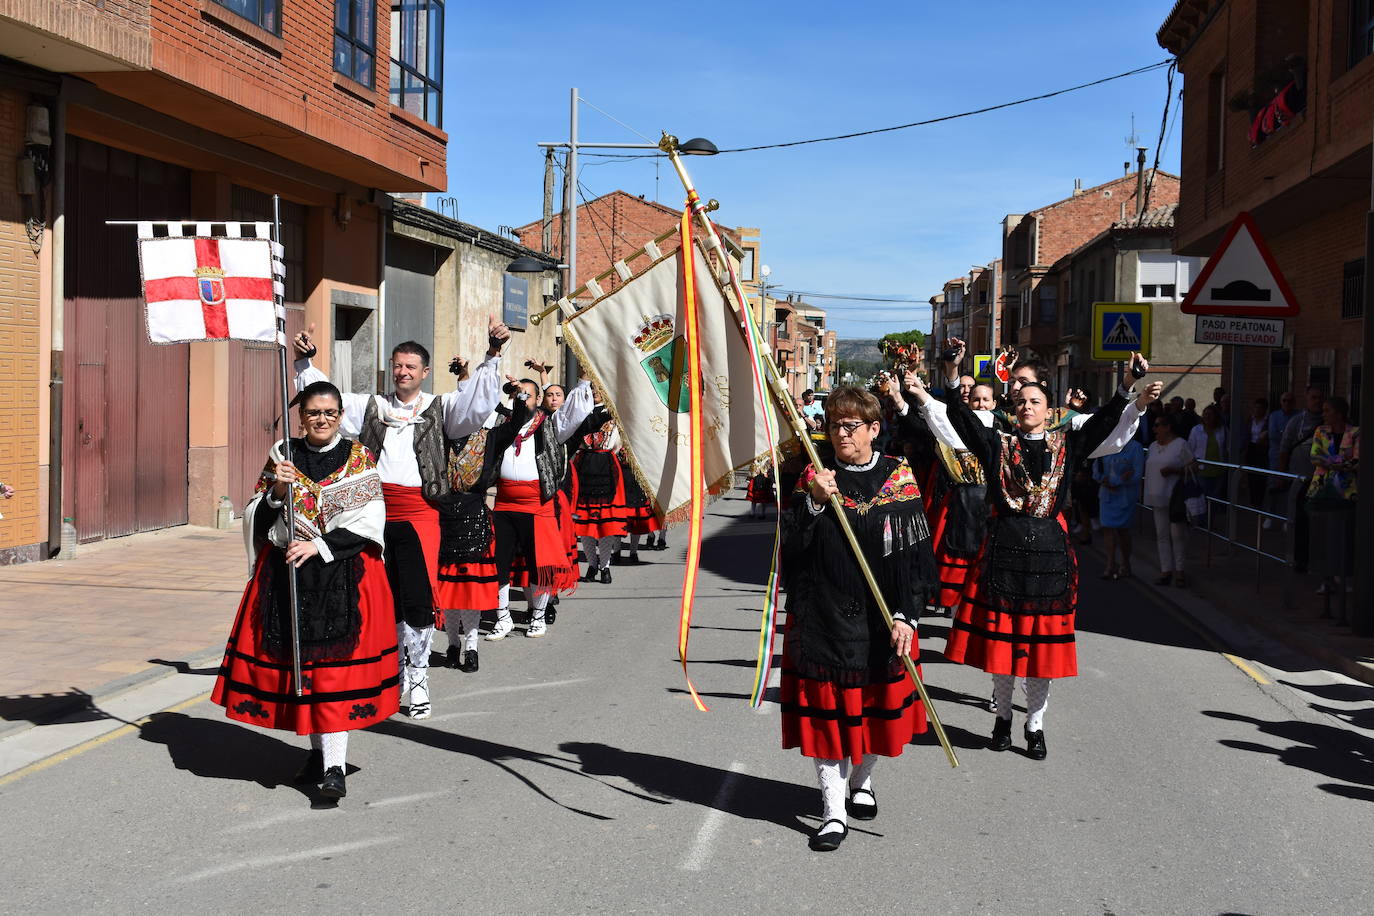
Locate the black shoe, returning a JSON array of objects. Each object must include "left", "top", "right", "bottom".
[
  {"left": 990, "top": 716, "right": 1013, "bottom": 752},
  {"left": 445, "top": 646, "right": 462, "bottom": 669},
  {"left": 599, "top": 568, "right": 611, "bottom": 584},
  {"left": 293, "top": 748, "right": 324, "bottom": 784},
  {"left": 808, "top": 819, "right": 848, "bottom": 852},
  {"left": 846, "top": 788, "right": 877, "bottom": 821},
  {"left": 459, "top": 648, "right": 479, "bottom": 673},
  {"left": 544, "top": 605, "right": 557, "bottom": 625},
  {"left": 581, "top": 569, "right": 596, "bottom": 582},
  {"left": 628, "top": 551, "right": 640, "bottom": 564},
  {"left": 1025, "top": 728, "right": 1047, "bottom": 760},
  {"left": 655, "top": 538, "right": 668, "bottom": 551},
  {"left": 319, "top": 766, "right": 347, "bottom": 799}
]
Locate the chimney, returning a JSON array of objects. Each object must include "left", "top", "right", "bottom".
[
  {"left": 1072, "top": 178, "right": 1083, "bottom": 196},
  {"left": 1135, "top": 146, "right": 1148, "bottom": 218},
  {"left": 1123, "top": 161, "right": 1130, "bottom": 177}
]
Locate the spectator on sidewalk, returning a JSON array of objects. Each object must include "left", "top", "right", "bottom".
[
  {"left": 1278, "top": 386, "right": 1325, "bottom": 571},
  {"left": 1179, "top": 398, "right": 1201, "bottom": 435},
  {"left": 801, "top": 389, "right": 825, "bottom": 427},
  {"left": 1187, "top": 405, "right": 1229, "bottom": 521},
  {"left": 1144, "top": 415, "right": 1193, "bottom": 586},
  {"left": 1267, "top": 391, "right": 1298, "bottom": 468},
  {"left": 1244, "top": 397, "right": 1270, "bottom": 507},
  {"left": 1093, "top": 439, "right": 1145, "bottom": 579},
  {"left": 1278, "top": 386, "right": 1325, "bottom": 473},
  {"left": 1306, "top": 396, "right": 1359, "bottom": 610},
  {"left": 0, "top": 480, "right": 12, "bottom": 519}
]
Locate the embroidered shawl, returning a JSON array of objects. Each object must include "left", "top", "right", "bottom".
[{"left": 997, "top": 429, "right": 1067, "bottom": 518}]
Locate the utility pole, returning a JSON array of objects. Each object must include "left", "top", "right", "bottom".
[{"left": 541, "top": 148, "right": 554, "bottom": 255}]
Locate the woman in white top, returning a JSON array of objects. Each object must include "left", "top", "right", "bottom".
[{"left": 1144, "top": 415, "right": 1194, "bottom": 586}]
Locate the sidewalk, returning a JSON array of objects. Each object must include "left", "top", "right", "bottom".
[
  {"left": 0, "top": 525, "right": 244, "bottom": 737},
  {"left": 1086, "top": 509, "right": 1374, "bottom": 687}
]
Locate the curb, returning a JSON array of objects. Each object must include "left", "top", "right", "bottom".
[
  {"left": 1080, "top": 539, "right": 1374, "bottom": 688},
  {"left": 0, "top": 644, "right": 224, "bottom": 743}
]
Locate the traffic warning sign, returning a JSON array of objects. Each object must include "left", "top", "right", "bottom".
[
  {"left": 1180, "top": 211, "right": 1300, "bottom": 317},
  {"left": 1091, "top": 302, "right": 1152, "bottom": 361}
]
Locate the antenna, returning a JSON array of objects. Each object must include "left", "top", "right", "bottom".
[{"left": 1123, "top": 113, "right": 1141, "bottom": 152}]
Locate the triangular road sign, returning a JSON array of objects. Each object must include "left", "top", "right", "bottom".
[{"left": 1180, "top": 211, "right": 1300, "bottom": 316}]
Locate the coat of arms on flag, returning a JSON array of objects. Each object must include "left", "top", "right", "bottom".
[
  {"left": 138, "top": 230, "right": 283, "bottom": 344},
  {"left": 563, "top": 236, "right": 792, "bottom": 524}
]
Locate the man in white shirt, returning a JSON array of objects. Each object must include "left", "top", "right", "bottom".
[{"left": 292, "top": 317, "right": 510, "bottom": 719}]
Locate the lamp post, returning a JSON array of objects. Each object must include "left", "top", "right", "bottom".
[{"left": 524, "top": 88, "right": 717, "bottom": 386}]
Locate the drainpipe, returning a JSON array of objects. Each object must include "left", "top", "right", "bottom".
[
  {"left": 46, "top": 89, "right": 66, "bottom": 559},
  {"left": 1135, "top": 146, "right": 1147, "bottom": 219}
]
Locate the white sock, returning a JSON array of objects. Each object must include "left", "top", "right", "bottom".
[
  {"left": 529, "top": 588, "right": 551, "bottom": 621},
  {"left": 460, "top": 609, "right": 482, "bottom": 650},
  {"left": 849, "top": 754, "right": 878, "bottom": 794},
  {"left": 1025, "top": 677, "right": 1051, "bottom": 732},
  {"left": 597, "top": 535, "right": 617, "bottom": 569},
  {"left": 319, "top": 731, "right": 347, "bottom": 771},
  {"left": 992, "top": 674, "right": 1015, "bottom": 722},
  {"left": 498, "top": 583, "right": 511, "bottom": 608},
  {"left": 813, "top": 757, "right": 850, "bottom": 830}
]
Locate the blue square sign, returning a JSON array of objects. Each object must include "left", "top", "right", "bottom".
[{"left": 1091, "top": 302, "right": 1152, "bottom": 361}]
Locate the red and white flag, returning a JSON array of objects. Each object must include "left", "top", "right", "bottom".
[{"left": 138, "top": 232, "right": 282, "bottom": 344}]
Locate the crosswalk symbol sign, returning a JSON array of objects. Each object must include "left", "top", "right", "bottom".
[{"left": 1091, "top": 302, "right": 1152, "bottom": 361}]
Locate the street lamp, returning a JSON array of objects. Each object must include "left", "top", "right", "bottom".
[
  {"left": 536, "top": 87, "right": 717, "bottom": 386},
  {"left": 505, "top": 255, "right": 553, "bottom": 274}
]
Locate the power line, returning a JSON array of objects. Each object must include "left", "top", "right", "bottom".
[
  {"left": 770, "top": 289, "right": 927, "bottom": 303},
  {"left": 570, "top": 59, "right": 1172, "bottom": 157},
  {"left": 1139, "top": 60, "right": 1177, "bottom": 217}
]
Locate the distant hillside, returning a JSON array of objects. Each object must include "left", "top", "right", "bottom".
[{"left": 834, "top": 339, "right": 883, "bottom": 362}]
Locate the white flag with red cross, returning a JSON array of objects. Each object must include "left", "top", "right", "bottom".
[{"left": 137, "top": 225, "right": 285, "bottom": 344}]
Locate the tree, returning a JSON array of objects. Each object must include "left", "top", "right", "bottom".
[{"left": 879, "top": 329, "right": 926, "bottom": 350}]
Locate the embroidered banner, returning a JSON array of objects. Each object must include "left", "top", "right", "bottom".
[{"left": 138, "top": 235, "right": 280, "bottom": 344}]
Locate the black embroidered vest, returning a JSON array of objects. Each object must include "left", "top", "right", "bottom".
[{"left": 359, "top": 396, "right": 451, "bottom": 500}]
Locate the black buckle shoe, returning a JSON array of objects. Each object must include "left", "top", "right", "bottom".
[
  {"left": 459, "top": 648, "right": 479, "bottom": 673},
  {"left": 293, "top": 748, "right": 324, "bottom": 784},
  {"left": 846, "top": 788, "right": 877, "bottom": 821},
  {"left": 581, "top": 569, "right": 596, "bottom": 582},
  {"left": 990, "top": 716, "right": 1013, "bottom": 752},
  {"left": 319, "top": 766, "right": 347, "bottom": 799},
  {"left": 808, "top": 819, "right": 848, "bottom": 851},
  {"left": 445, "top": 646, "right": 462, "bottom": 669},
  {"left": 1024, "top": 727, "right": 1047, "bottom": 760},
  {"left": 545, "top": 605, "right": 557, "bottom": 625},
  {"left": 599, "top": 568, "right": 611, "bottom": 585}
]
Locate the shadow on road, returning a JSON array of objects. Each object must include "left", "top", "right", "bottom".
[
  {"left": 1203, "top": 709, "right": 1374, "bottom": 803},
  {"left": 139, "top": 711, "right": 316, "bottom": 802},
  {"left": 148, "top": 658, "right": 219, "bottom": 676},
  {"left": 0, "top": 688, "right": 108, "bottom": 727},
  {"left": 560, "top": 741, "right": 817, "bottom": 835}
]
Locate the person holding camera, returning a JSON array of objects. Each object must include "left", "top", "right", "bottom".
[
  {"left": 933, "top": 339, "right": 1159, "bottom": 759},
  {"left": 292, "top": 316, "right": 511, "bottom": 719}
]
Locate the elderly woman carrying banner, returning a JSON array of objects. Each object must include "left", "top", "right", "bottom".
[
  {"left": 915, "top": 339, "right": 1159, "bottom": 761},
  {"left": 212, "top": 381, "right": 396, "bottom": 801},
  {"left": 779, "top": 385, "right": 937, "bottom": 852}
]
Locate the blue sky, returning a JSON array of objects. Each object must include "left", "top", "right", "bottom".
[{"left": 442, "top": 1, "right": 1183, "bottom": 339}]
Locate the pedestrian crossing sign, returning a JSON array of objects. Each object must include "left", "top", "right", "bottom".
[
  {"left": 1091, "top": 302, "right": 1152, "bottom": 361},
  {"left": 974, "top": 354, "right": 994, "bottom": 382}
]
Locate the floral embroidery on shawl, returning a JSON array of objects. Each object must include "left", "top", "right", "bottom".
[
  {"left": 998, "top": 429, "right": 1066, "bottom": 518},
  {"left": 797, "top": 461, "right": 923, "bottom": 516}
]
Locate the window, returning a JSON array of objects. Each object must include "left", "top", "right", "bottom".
[
  {"left": 1037, "top": 285, "right": 1057, "bottom": 324},
  {"left": 391, "top": 0, "right": 444, "bottom": 126},
  {"left": 1351, "top": 0, "right": 1374, "bottom": 67},
  {"left": 335, "top": 0, "right": 376, "bottom": 87},
  {"left": 1020, "top": 288, "right": 1032, "bottom": 328},
  {"left": 213, "top": 0, "right": 280, "bottom": 33},
  {"left": 1140, "top": 284, "right": 1178, "bottom": 299},
  {"left": 1343, "top": 258, "right": 1366, "bottom": 319},
  {"left": 1139, "top": 252, "right": 1188, "bottom": 300}
]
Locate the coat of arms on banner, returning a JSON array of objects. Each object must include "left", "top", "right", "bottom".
[
  {"left": 631, "top": 313, "right": 689, "bottom": 412},
  {"left": 196, "top": 265, "right": 227, "bottom": 306}
]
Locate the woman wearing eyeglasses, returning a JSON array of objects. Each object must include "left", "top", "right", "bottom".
[
  {"left": 212, "top": 380, "right": 397, "bottom": 802},
  {"left": 779, "top": 386, "right": 937, "bottom": 852}
]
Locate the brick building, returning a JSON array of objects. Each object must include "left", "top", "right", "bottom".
[
  {"left": 0, "top": 0, "right": 450, "bottom": 562},
  {"left": 1159, "top": 0, "right": 1373, "bottom": 415}
]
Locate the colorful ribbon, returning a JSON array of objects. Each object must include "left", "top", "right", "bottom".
[{"left": 676, "top": 198, "right": 708, "bottom": 711}]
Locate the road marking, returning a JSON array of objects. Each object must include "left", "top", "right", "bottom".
[
  {"left": 365, "top": 789, "right": 449, "bottom": 808},
  {"left": 223, "top": 807, "right": 321, "bottom": 835},
  {"left": 681, "top": 760, "right": 746, "bottom": 871},
  {"left": 172, "top": 836, "right": 400, "bottom": 883},
  {"left": 419, "top": 710, "right": 496, "bottom": 724},
  {"left": 454, "top": 677, "right": 590, "bottom": 699},
  {"left": 0, "top": 691, "right": 209, "bottom": 789},
  {"left": 1222, "top": 653, "right": 1271, "bottom": 686}
]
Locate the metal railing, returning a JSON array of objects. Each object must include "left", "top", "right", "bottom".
[{"left": 1138, "top": 458, "right": 1308, "bottom": 605}]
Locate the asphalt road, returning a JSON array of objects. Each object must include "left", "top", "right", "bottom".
[{"left": 2, "top": 491, "right": 1371, "bottom": 915}]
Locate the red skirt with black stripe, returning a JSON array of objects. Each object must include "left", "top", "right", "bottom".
[
  {"left": 928, "top": 488, "right": 976, "bottom": 609},
  {"left": 780, "top": 622, "right": 927, "bottom": 766},
  {"left": 212, "top": 547, "right": 401, "bottom": 735},
  {"left": 942, "top": 513, "right": 1079, "bottom": 679},
  {"left": 570, "top": 450, "right": 630, "bottom": 539},
  {"left": 435, "top": 517, "right": 500, "bottom": 613}
]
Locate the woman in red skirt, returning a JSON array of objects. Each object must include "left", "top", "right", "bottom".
[
  {"left": 780, "top": 386, "right": 936, "bottom": 852},
  {"left": 569, "top": 406, "right": 628, "bottom": 582},
  {"left": 212, "top": 381, "right": 396, "bottom": 800},
  {"left": 923, "top": 339, "right": 1159, "bottom": 760}
]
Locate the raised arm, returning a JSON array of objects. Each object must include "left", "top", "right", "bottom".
[
  {"left": 1076, "top": 359, "right": 1161, "bottom": 460},
  {"left": 290, "top": 324, "right": 369, "bottom": 436},
  {"left": 548, "top": 379, "right": 595, "bottom": 443},
  {"left": 442, "top": 352, "right": 503, "bottom": 438}
]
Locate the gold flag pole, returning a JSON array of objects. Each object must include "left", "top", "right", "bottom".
[{"left": 659, "top": 134, "right": 959, "bottom": 768}]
